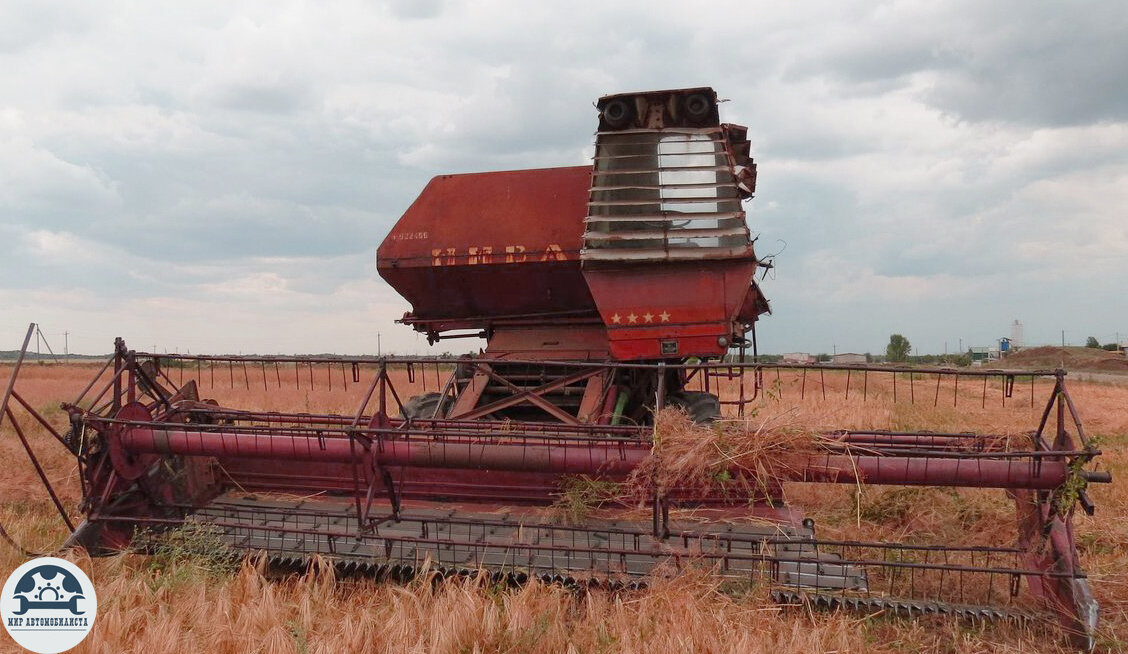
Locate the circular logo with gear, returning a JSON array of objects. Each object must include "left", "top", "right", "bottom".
[{"left": 1, "top": 557, "right": 97, "bottom": 653}]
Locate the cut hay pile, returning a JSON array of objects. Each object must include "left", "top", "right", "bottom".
[{"left": 625, "top": 408, "right": 827, "bottom": 500}]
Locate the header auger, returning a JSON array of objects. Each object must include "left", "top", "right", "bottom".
[{"left": 0, "top": 88, "right": 1113, "bottom": 650}]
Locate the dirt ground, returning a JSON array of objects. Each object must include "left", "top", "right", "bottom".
[
  {"left": 0, "top": 361, "right": 1125, "bottom": 653},
  {"left": 1001, "top": 346, "right": 1128, "bottom": 374}
]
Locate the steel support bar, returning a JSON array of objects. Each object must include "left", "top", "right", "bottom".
[
  {"left": 453, "top": 366, "right": 603, "bottom": 422},
  {"left": 0, "top": 324, "right": 35, "bottom": 435},
  {"left": 131, "top": 350, "right": 1064, "bottom": 379},
  {"left": 5, "top": 408, "right": 75, "bottom": 531}
]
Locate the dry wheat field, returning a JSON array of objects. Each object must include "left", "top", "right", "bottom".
[{"left": 0, "top": 362, "right": 1125, "bottom": 653}]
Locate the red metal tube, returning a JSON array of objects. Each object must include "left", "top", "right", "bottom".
[
  {"left": 118, "top": 426, "right": 1068, "bottom": 490},
  {"left": 790, "top": 453, "right": 1067, "bottom": 489},
  {"left": 120, "top": 427, "right": 646, "bottom": 475}
]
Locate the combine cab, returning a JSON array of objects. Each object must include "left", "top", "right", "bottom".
[{"left": 0, "top": 88, "right": 1112, "bottom": 650}]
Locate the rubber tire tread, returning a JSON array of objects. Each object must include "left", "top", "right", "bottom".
[
  {"left": 668, "top": 391, "right": 721, "bottom": 424},
  {"left": 400, "top": 392, "right": 447, "bottom": 419}
]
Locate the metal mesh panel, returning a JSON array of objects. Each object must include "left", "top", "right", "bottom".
[{"left": 583, "top": 128, "right": 751, "bottom": 261}]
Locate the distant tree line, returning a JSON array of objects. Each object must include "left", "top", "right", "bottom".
[{"left": 1086, "top": 336, "right": 1122, "bottom": 351}]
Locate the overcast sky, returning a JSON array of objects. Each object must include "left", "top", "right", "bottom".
[{"left": 2, "top": 0, "right": 1126, "bottom": 356}]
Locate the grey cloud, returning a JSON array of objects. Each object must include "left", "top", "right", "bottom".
[
  {"left": 208, "top": 78, "right": 316, "bottom": 115},
  {"left": 784, "top": 1, "right": 1128, "bottom": 127},
  {"left": 0, "top": 1, "right": 94, "bottom": 53},
  {"left": 386, "top": 0, "right": 447, "bottom": 20},
  {"left": 924, "top": 2, "right": 1128, "bottom": 126},
  {"left": 1, "top": 0, "right": 1125, "bottom": 355}
]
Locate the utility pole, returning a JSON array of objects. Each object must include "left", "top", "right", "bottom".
[{"left": 378, "top": 333, "right": 382, "bottom": 357}]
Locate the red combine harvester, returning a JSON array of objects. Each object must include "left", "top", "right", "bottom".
[{"left": 0, "top": 88, "right": 1111, "bottom": 649}]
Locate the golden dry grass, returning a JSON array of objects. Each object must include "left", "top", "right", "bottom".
[
  {"left": 0, "top": 362, "right": 1126, "bottom": 653},
  {"left": 625, "top": 408, "right": 821, "bottom": 503}
]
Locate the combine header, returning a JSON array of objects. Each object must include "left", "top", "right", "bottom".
[{"left": 0, "top": 88, "right": 1112, "bottom": 649}]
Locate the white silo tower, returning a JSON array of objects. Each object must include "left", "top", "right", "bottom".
[{"left": 1011, "top": 320, "right": 1024, "bottom": 348}]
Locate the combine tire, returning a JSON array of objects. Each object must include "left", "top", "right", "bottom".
[
  {"left": 62, "top": 427, "right": 79, "bottom": 453},
  {"left": 667, "top": 391, "right": 721, "bottom": 424},
  {"left": 400, "top": 392, "right": 448, "bottom": 420}
]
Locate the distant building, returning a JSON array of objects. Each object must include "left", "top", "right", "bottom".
[
  {"left": 832, "top": 353, "right": 866, "bottom": 365},
  {"left": 970, "top": 346, "right": 1001, "bottom": 362},
  {"left": 782, "top": 352, "right": 815, "bottom": 364}
]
